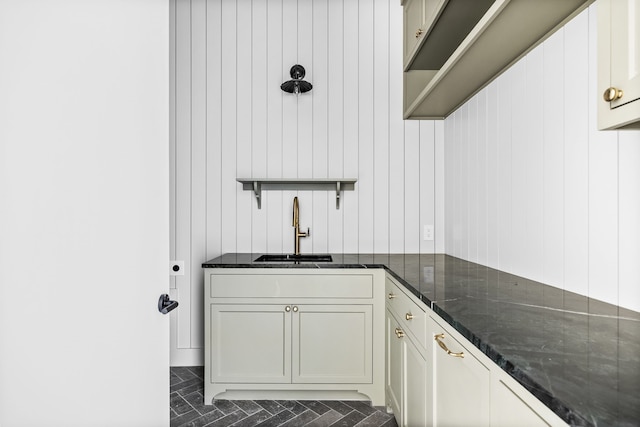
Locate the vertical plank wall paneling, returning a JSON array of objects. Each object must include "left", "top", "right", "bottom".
[
  {"left": 444, "top": 5, "right": 640, "bottom": 313},
  {"left": 587, "top": 7, "right": 618, "bottom": 306},
  {"left": 170, "top": 0, "right": 444, "bottom": 365}
]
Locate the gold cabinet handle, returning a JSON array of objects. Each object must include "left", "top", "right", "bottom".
[
  {"left": 388, "top": 293, "right": 396, "bottom": 299},
  {"left": 285, "top": 306, "right": 291, "bottom": 312},
  {"left": 395, "top": 327, "right": 405, "bottom": 338},
  {"left": 415, "top": 28, "right": 423, "bottom": 39},
  {"left": 434, "top": 333, "right": 464, "bottom": 358},
  {"left": 292, "top": 306, "right": 299, "bottom": 313},
  {"left": 405, "top": 312, "right": 414, "bottom": 321},
  {"left": 603, "top": 87, "right": 623, "bottom": 102}
]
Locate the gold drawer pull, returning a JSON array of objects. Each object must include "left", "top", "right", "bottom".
[
  {"left": 395, "top": 327, "right": 405, "bottom": 338},
  {"left": 405, "top": 312, "right": 414, "bottom": 321},
  {"left": 434, "top": 333, "right": 464, "bottom": 358},
  {"left": 388, "top": 293, "right": 396, "bottom": 299}
]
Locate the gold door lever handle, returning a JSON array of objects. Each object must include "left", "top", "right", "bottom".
[{"left": 434, "top": 333, "right": 464, "bottom": 358}]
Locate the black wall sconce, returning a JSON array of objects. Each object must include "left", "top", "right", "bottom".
[{"left": 281, "top": 64, "right": 312, "bottom": 95}]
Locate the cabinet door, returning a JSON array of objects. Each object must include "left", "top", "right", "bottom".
[
  {"left": 404, "top": 0, "right": 427, "bottom": 62},
  {"left": 610, "top": 0, "right": 640, "bottom": 109},
  {"left": 386, "top": 309, "right": 404, "bottom": 424},
  {"left": 430, "top": 319, "right": 490, "bottom": 427},
  {"left": 598, "top": 0, "right": 640, "bottom": 129},
  {"left": 405, "top": 336, "right": 431, "bottom": 427},
  {"left": 292, "top": 304, "right": 372, "bottom": 384},
  {"left": 491, "top": 380, "right": 552, "bottom": 427},
  {"left": 210, "top": 304, "right": 291, "bottom": 384}
]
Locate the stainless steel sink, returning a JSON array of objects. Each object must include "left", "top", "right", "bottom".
[{"left": 254, "top": 254, "right": 333, "bottom": 262}]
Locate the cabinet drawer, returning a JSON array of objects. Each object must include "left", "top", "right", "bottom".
[
  {"left": 210, "top": 273, "right": 373, "bottom": 299},
  {"left": 385, "top": 276, "right": 427, "bottom": 349}
]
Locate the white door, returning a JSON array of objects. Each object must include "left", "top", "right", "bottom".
[{"left": 0, "top": 1, "right": 170, "bottom": 426}]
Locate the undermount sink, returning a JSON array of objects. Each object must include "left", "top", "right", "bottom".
[{"left": 254, "top": 254, "right": 333, "bottom": 263}]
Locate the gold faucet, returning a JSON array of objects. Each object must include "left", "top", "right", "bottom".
[{"left": 292, "top": 196, "right": 309, "bottom": 255}]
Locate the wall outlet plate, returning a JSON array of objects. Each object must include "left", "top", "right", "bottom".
[
  {"left": 424, "top": 225, "right": 434, "bottom": 241},
  {"left": 170, "top": 260, "right": 185, "bottom": 276}
]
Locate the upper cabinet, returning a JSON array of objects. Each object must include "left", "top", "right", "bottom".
[
  {"left": 598, "top": 0, "right": 640, "bottom": 130},
  {"left": 403, "top": 0, "right": 594, "bottom": 119}
]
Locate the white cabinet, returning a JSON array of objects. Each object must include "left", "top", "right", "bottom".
[
  {"left": 385, "top": 273, "right": 569, "bottom": 427},
  {"left": 293, "top": 304, "right": 373, "bottom": 384},
  {"left": 429, "top": 316, "right": 491, "bottom": 427},
  {"left": 204, "top": 269, "right": 385, "bottom": 405},
  {"left": 403, "top": 0, "right": 446, "bottom": 67},
  {"left": 386, "top": 309, "right": 431, "bottom": 427},
  {"left": 211, "top": 304, "right": 291, "bottom": 384},
  {"left": 402, "top": 0, "right": 593, "bottom": 119},
  {"left": 491, "top": 380, "right": 553, "bottom": 427},
  {"left": 211, "top": 303, "right": 372, "bottom": 385},
  {"left": 598, "top": 0, "right": 640, "bottom": 130},
  {"left": 385, "top": 276, "right": 432, "bottom": 427}
]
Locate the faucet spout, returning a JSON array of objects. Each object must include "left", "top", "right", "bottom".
[{"left": 292, "top": 196, "right": 309, "bottom": 255}]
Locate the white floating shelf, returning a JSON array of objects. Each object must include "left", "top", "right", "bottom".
[{"left": 237, "top": 178, "right": 357, "bottom": 209}]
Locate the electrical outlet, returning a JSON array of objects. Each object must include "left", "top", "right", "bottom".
[
  {"left": 170, "top": 260, "right": 184, "bottom": 276},
  {"left": 423, "top": 225, "right": 434, "bottom": 241}
]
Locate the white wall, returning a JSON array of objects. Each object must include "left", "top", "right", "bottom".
[
  {"left": 444, "top": 5, "right": 640, "bottom": 312},
  {"left": 169, "top": 0, "right": 445, "bottom": 365}
]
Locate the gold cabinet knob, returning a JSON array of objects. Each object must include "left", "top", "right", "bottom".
[
  {"left": 292, "top": 306, "right": 299, "bottom": 313},
  {"left": 388, "top": 293, "right": 396, "bottom": 299},
  {"left": 395, "top": 327, "right": 405, "bottom": 338},
  {"left": 285, "top": 306, "right": 291, "bottom": 312},
  {"left": 603, "top": 87, "right": 623, "bottom": 102},
  {"left": 415, "top": 28, "right": 423, "bottom": 39},
  {"left": 405, "top": 312, "right": 414, "bottom": 321}
]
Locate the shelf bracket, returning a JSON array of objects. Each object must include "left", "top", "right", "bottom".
[
  {"left": 252, "top": 181, "right": 262, "bottom": 209},
  {"left": 336, "top": 181, "right": 341, "bottom": 209}
]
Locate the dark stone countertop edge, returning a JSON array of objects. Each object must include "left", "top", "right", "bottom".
[{"left": 202, "top": 255, "right": 596, "bottom": 426}]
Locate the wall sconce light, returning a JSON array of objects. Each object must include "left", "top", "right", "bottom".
[{"left": 281, "top": 64, "right": 312, "bottom": 95}]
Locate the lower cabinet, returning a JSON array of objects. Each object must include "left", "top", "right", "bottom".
[
  {"left": 211, "top": 304, "right": 291, "bottom": 384},
  {"left": 386, "top": 309, "right": 431, "bottom": 427},
  {"left": 430, "top": 316, "right": 490, "bottom": 427},
  {"left": 385, "top": 274, "right": 569, "bottom": 427},
  {"left": 204, "top": 269, "right": 385, "bottom": 405},
  {"left": 491, "top": 379, "right": 553, "bottom": 427},
  {"left": 212, "top": 303, "right": 372, "bottom": 385}
]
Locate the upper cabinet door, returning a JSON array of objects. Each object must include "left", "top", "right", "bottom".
[
  {"left": 404, "top": 0, "right": 427, "bottom": 64},
  {"left": 598, "top": 0, "right": 640, "bottom": 129},
  {"left": 610, "top": 0, "right": 640, "bottom": 109},
  {"left": 404, "top": 0, "right": 447, "bottom": 68}
]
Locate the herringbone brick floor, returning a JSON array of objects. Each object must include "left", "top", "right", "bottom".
[{"left": 170, "top": 367, "right": 398, "bottom": 427}]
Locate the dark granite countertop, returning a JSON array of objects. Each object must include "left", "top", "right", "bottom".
[{"left": 202, "top": 253, "right": 640, "bottom": 427}]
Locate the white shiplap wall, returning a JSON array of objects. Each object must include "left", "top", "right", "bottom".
[
  {"left": 444, "top": 5, "right": 640, "bottom": 312},
  {"left": 169, "top": 0, "right": 445, "bottom": 365}
]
